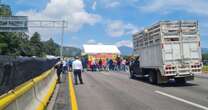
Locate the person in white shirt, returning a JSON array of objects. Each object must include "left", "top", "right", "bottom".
[
  {"left": 62, "top": 60, "right": 67, "bottom": 74},
  {"left": 72, "top": 56, "right": 83, "bottom": 85},
  {"left": 121, "top": 59, "right": 126, "bottom": 71}
]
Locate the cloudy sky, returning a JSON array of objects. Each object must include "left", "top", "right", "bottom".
[{"left": 4, "top": 0, "right": 208, "bottom": 48}]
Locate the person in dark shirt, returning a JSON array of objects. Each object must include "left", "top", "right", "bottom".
[
  {"left": 81, "top": 57, "right": 87, "bottom": 72},
  {"left": 133, "top": 56, "right": 141, "bottom": 74},
  {"left": 68, "top": 59, "right": 73, "bottom": 72},
  {"left": 117, "top": 58, "right": 121, "bottom": 71},
  {"left": 135, "top": 57, "right": 140, "bottom": 65},
  {"left": 55, "top": 62, "right": 63, "bottom": 83},
  {"left": 109, "top": 59, "right": 113, "bottom": 71},
  {"left": 99, "top": 58, "right": 102, "bottom": 71}
]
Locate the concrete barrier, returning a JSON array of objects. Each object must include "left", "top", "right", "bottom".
[{"left": 0, "top": 68, "right": 57, "bottom": 110}]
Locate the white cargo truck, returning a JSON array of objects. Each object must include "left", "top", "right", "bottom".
[{"left": 131, "top": 20, "right": 202, "bottom": 84}]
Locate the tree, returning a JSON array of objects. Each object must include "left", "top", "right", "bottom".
[
  {"left": 0, "top": 4, "right": 12, "bottom": 16},
  {"left": 0, "top": 32, "right": 20, "bottom": 55},
  {"left": 0, "top": 32, "right": 32, "bottom": 56},
  {"left": 30, "top": 32, "right": 45, "bottom": 57},
  {"left": 0, "top": 4, "right": 13, "bottom": 54},
  {"left": 17, "top": 33, "right": 33, "bottom": 56},
  {"left": 44, "top": 38, "right": 60, "bottom": 56},
  {"left": 202, "top": 54, "right": 208, "bottom": 61},
  {"left": 0, "top": 4, "right": 62, "bottom": 57}
]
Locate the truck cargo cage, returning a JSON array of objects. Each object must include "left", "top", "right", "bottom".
[{"left": 132, "top": 20, "right": 201, "bottom": 84}]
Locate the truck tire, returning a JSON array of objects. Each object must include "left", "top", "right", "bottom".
[
  {"left": 148, "top": 71, "right": 157, "bottom": 84},
  {"left": 175, "top": 78, "right": 186, "bottom": 84}
]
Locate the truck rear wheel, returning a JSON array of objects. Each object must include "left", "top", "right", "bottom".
[
  {"left": 148, "top": 71, "right": 157, "bottom": 84},
  {"left": 175, "top": 78, "right": 186, "bottom": 84}
]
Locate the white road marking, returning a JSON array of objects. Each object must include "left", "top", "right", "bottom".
[{"left": 155, "top": 90, "right": 208, "bottom": 110}]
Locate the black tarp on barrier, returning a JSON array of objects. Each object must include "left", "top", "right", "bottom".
[{"left": 0, "top": 56, "right": 59, "bottom": 96}]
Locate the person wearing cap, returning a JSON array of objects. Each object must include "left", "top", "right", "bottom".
[{"left": 72, "top": 56, "right": 83, "bottom": 85}]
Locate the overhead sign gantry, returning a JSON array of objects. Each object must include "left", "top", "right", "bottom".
[{"left": 0, "top": 15, "right": 68, "bottom": 58}]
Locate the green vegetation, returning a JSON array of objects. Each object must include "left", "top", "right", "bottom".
[
  {"left": 0, "top": 4, "right": 82, "bottom": 57},
  {"left": 203, "top": 66, "right": 208, "bottom": 73},
  {"left": 0, "top": 4, "right": 60, "bottom": 57},
  {"left": 202, "top": 54, "right": 208, "bottom": 61},
  {"left": 0, "top": 4, "right": 12, "bottom": 16},
  {"left": 29, "top": 32, "right": 45, "bottom": 57},
  {"left": 0, "top": 31, "right": 60, "bottom": 57},
  {"left": 43, "top": 38, "right": 60, "bottom": 56}
]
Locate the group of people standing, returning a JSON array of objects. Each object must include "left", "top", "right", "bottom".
[
  {"left": 55, "top": 57, "right": 84, "bottom": 85},
  {"left": 89, "top": 57, "right": 130, "bottom": 72},
  {"left": 54, "top": 56, "right": 135, "bottom": 85}
]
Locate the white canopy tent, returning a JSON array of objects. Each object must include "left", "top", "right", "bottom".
[{"left": 83, "top": 44, "right": 121, "bottom": 54}]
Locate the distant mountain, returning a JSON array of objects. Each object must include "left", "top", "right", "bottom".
[
  {"left": 63, "top": 46, "right": 81, "bottom": 57},
  {"left": 118, "top": 46, "right": 133, "bottom": 56},
  {"left": 202, "top": 48, "right": 208, "bottom": 54}
]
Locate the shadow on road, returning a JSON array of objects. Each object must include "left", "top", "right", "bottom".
[
  {"left": 158, "top": 82, "right": 199, "bottom": 88},
  {"left": 132, "top": 77, "right": 199, "bottom": 88}
]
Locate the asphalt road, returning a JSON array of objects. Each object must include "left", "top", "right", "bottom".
[{"left": 74, "top": 71, "right": 208, "bottom": 110}]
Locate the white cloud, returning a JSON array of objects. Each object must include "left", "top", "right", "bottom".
[
  {"left": 115, "top": 40, "right": 133, "bottom": 48},
  {"left": 106, "top": 20, "right": 124, "bottom": 37},
  {"left": 92, "top": 1, "right": 97, "bottom": 10},
  {"left": 16, "top": 0, "right": 101, "bottom": 40},
  {"left": 106, "top": 1, "right": 120, "bottom": 8},
  {"left": 86, "top": 40, "right": 105, "bottom": 45},
  {"left": 140, "top": 0, "right": 208, "bottom": 16},
  {"left": 86, "top": 39, "right": 97, "bottom": 44},
  {"left": 97, "top": 42, "right": 103, "bottom": 45},
  {"left": 106, "top": 20, "right": 139, "bottom": 37}
]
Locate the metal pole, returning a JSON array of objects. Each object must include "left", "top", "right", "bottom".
[{"left": 60, "top": 20, "right": 65, "bottom": 59}]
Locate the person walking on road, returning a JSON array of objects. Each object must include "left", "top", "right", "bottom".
[
  {"left": 55, "top": 61, "right": 63, "bottom": 83},
  {"left": 72, "top": 56, "right": 84, "bottom": 85}
]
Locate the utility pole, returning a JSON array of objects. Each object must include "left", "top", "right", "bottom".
[{"left": 60, "top": 20, "right": 65, "bottom": 59}]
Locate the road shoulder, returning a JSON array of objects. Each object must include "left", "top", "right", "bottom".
[{"left": 50, "top": 74, "right": 71, "bottom": 110}]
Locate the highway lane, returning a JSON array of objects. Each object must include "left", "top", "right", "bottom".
[{"left": 74, "top": 71, "right": 208, "bottom": 110}]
